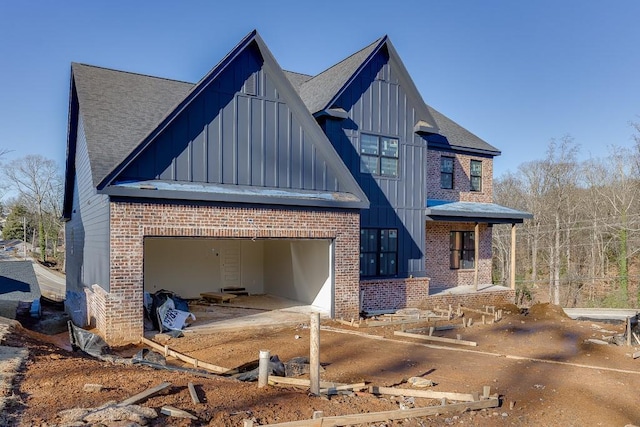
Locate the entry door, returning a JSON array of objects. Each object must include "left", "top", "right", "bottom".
[{"left": 220, "top": 241, "right": 241, "bottom": 289}]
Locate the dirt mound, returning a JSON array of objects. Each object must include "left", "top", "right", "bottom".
[{"left": 527, "top": 303, "right": 569, "bottom": 319}]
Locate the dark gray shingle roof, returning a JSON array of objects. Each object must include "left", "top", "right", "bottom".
[
  {"left": 72, "top": 63, "right": 194, "bottom": 187},
  {"left": 426, "top": 105, "right": 500, "bottom": 155},
  {"left": 0, "top": 261, "right": 40, "bottom": 302},
  {"left": 297, "top": 38, "right": 383, "bottom": 114},
  {"left": 282, "top": 70, "right": 312, "bottom": 91}
]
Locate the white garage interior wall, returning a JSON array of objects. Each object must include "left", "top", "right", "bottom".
[{"left": 143, "top": 237, "right": 333, "bottom": 312}]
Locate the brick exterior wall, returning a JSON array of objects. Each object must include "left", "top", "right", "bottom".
[
  {"left": 426, "top": 150, "right": 493, "bottom": 202},
  {"left": 360, "top": 277, "right": 430, "bottom": 312},
  {"left": 419, "top": 289, "right": 516, "bottom": 311},
  {"left": 425, "top": 221, "right": 493, "bottom": 288},
  {"left": 98, "top": 200, "right": 360, "bottom": 344}
]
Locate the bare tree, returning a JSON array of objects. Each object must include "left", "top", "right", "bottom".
[{"left": 3, "top": 155, "right": 62, "bottom": 262}]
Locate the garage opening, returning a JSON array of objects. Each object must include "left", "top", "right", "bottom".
[{"left": 143, "top": 237, "right": 334, "bottom": 315}]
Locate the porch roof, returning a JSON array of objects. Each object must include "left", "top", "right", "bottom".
[{"left": 426, "top": 199, "right": 533, "bottom": 224}]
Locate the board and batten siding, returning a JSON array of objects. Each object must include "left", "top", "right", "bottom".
[
  {"left": 66, "top": 114, "right": 111, "bottom": 302},
  {"left": 120, "top": 46, "right": 342, "bottom": 194},
  {"left": 324, "top": 49, "right": 428, "bottom": 277}
]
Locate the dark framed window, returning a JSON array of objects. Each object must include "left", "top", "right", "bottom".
[
  {"left": 450, "top": 231, "right": 475, "bottom": 269},
  {"left": 360, "top": 228, "right": 398, "bottom": 277},
  {"left": 360, "top": 134, "right": 399, "bottom": 177},
  {"left": 441, "top": 157, "right": 454, "bottom": 189},
  {"left": 470, "top": 160, "right": 482, "bottom": 192}
]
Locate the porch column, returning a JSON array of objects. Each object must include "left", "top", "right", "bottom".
[
  {"left": 474, "top": 222, "right": 479, "bottom": 291},
  {"left": 510, "top": 223, "right": 516, "bottom": 290}
]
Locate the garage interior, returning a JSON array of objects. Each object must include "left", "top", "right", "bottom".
[{"left": 143, "top": 237, "right": 334, "bottom": 327}]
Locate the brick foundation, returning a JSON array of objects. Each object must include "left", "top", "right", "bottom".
[
  {"left": 99, "top": 200, "right": 360, "bottom": 344},
  {"left": 360, "top": 277, "right": 430, "bottom": 312}
]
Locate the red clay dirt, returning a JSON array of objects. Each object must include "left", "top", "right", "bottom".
[{"left": 3, "top": 303, "right": 640, "bottom": 426}]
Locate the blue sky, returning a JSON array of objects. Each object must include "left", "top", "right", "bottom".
[{"left": 1, "top": 1, "right": 639, "bottom": 180}]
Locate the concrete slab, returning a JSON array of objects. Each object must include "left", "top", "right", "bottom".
[
  {"left": 185, "top": 295, "right": 329, "bottom": 334},
  {"left": 429, "top": 284, "right": 511, "bottom": 296},
  {"left": 563, "top": 308, "right": 640, "bottom": 321}
]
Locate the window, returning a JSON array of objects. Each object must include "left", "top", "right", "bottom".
[
  {"left": 441, "top": 157, "right": 454, "bottom": 189},
  {"left": 450, "top": 231, "right": 475, "bottom": 269},
  {"left": 470, "top": 160, "right": 482, "bottom": 192},
  {"left": 360, "top": 134, "right": 399, "bottom": 177},
  {"left": 360, "top": 228, "right": 398, "bottom": 277}
]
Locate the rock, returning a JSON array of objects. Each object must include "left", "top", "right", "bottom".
[
  {"left": 83, "top": 383, "right": 104, "bottom": 393},
  {"left": 407, "top": 376, "right": 436, "bottom": 387},
  {"left": 83, "top": 405, "right": 157, "bottom": 424}
]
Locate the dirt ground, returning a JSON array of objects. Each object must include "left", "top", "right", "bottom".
[{"left": 3, "top": 303, "right": 640, "bottom": 426}]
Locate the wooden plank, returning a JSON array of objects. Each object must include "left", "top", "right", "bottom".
[
  {"left": 365, "top": 318, "right": 426, "bottom": 327},
  {"left": 258, "top": 397, "right": 500, "bottom": 426},
  {"left": 459, "top": 306, "right": 492, "bottom": 316},
  {"left": 140, "top": 336, "right": 235, "bottom": 374},
  {"left": 119, "top": 381, "right": 172, "bottom": 406},
  {"left": 320, "top": 382, "right": 367, "bottom": 395},
  {"left": 161, "top": 405, "right": 198, "bottom": 420},
  {"left": 394, "top": 331, "right": 478, "bottom": 347},
  {"left": 200, "top": 292, "right": 237, "bottom": 303},
  {"left": 633, "top": 350, "right": 640, "bottom": 359},
  {"left": 267, "top": 376, "right": 340, "bottom": 389},
  {"left": 188, "top": 382, "right": 200, "bottom": 404},
  {"left": 369, "top": 385, "right": 475, "bottom": 402}
]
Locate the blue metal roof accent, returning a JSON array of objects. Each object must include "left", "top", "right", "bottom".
[{"left": 426, "top": 199, "right": 533, "bottom": 223}]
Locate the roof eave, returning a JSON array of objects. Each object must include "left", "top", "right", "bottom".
[
  {"left": 428, "top": 141, "right": 501, "bottom": 157},
  {"left": 100, "top": 185, "right": 369, "bottom": 210}
]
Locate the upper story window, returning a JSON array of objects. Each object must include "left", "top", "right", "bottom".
[
  {"left": 360, "top": 134, "right": 399, "bottom": 178},
  {"left": 470, "top": 160, "right": 482, "bottom": 192},
  {"left": 441, "top": 157, "right": 454, "bottom": 189},
  {"left": 450, "top": 231, "right": 475, "bottom": 269},
  {"left": 360, "top": 228, "right": 398, "bottom": 277}
]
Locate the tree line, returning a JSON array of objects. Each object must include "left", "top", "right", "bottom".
[
  {"left": 1, "top": 154, "right": 63, "bottom": 265},
  {"left": 493, "top": 124, "right": 640, "bottom": 309}
]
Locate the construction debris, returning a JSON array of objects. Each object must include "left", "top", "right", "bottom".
[
  {"left": 119, "top": 381, "right": 172, "bottom": 406},
  {"left": 161, "top": 405, "right": 198, "bottom": 420},
  {"left": 57, "top": 402, "right": 158, "bottom": 425}
]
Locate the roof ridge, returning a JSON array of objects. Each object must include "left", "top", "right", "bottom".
[
  {"left": 282, "top": 69, "right": 313, "bottom": 78},
  {"left": 304, "top": 36, "right": 385, "bottom": 81},
  {"left": 71, "top": 62, "right": 195, "bottom": 85}
]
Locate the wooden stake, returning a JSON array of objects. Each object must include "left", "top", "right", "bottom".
[
  {"left": 187, "top": 382, "right": 200, "bottom": 404},
  {"left": 258, "top": 350, "right": 270, "bottom": 388},
  {"left": 310, "top": 312, "right": 320, "bottom": 396},
  {"left": 627, "top": 317, "right": 633, "bottom": 347},
  {"left": 483, "top": 385, "right": 491, "bottom": 399},
  {"left": 119, "top": 381, "right": 171, "bottom": 406}
]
